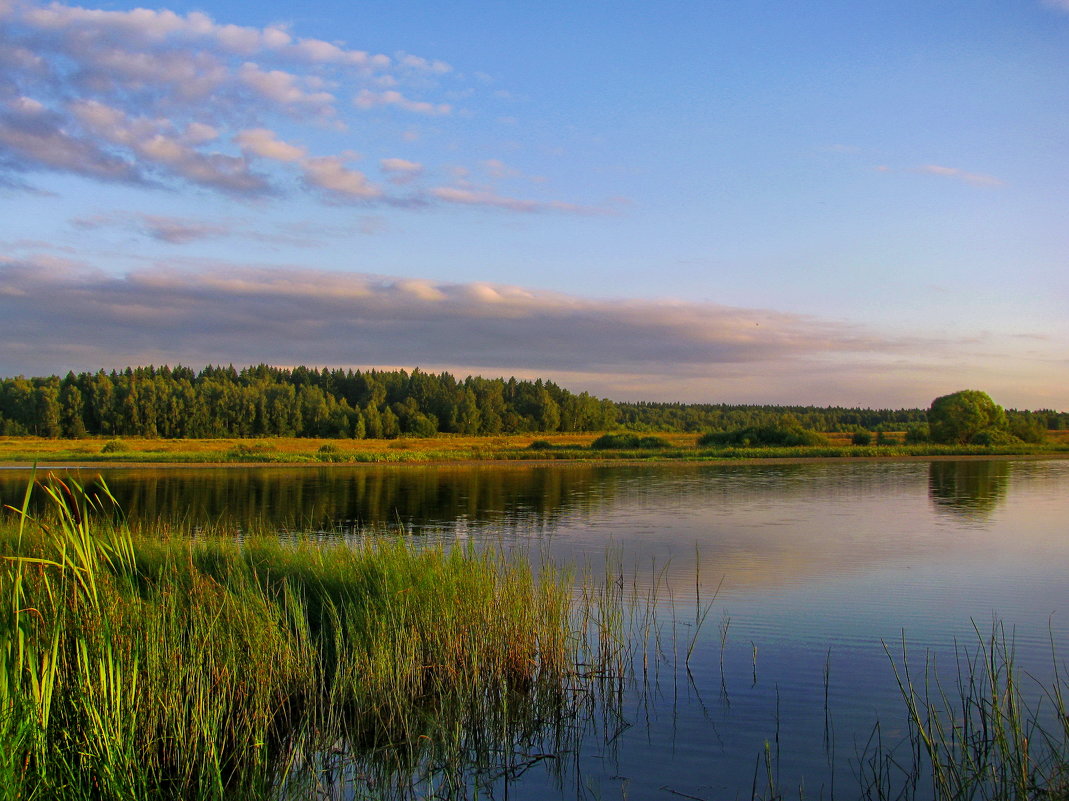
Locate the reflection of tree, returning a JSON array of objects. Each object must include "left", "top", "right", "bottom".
[
  {"left": 928, "top": 460, "right": 1010, "bottom": 519},
  {"left": 0, "top": 465, "right": 621, "bottom": 534}
]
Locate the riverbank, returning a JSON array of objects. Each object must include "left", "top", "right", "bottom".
[{"left": 1, "top": 431, "right": 1068, "bottom": 467}]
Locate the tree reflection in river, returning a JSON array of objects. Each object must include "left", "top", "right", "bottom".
[{"left": 928, "top": 460, "right": 1010, "bottom": 520}]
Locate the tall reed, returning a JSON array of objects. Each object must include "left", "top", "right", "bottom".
[
  {"left": 0, "top": 474, "right": 623, "bottom": 800},
  {"left": 862, "top": 624, "right": 1069, "bottom": 801}
]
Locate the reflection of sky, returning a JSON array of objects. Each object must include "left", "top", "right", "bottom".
[{"left": 499, "top": 459, "right": 1069, "bottom": 800}]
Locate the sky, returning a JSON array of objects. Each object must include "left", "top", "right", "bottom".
[{"left": 1, "top": 0, "right": 1067, "bottom": 410}]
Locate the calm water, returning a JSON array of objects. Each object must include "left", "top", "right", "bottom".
[{"left": 3, "top": 458, "right": 1067, "bottom": 799}]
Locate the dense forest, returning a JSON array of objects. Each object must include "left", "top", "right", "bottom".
[{"left": 1, "top": 365, "right": 1065, "bottom": 439}]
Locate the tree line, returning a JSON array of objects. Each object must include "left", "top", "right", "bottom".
[{"left": 0, "top": 365, "right": 1065, "bottom": 439}]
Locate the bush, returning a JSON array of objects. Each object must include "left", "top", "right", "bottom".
[
  {"left": 904, "top": 423, "right": 930, "bottom": 444},
  {"left": 100, "top": 439, "right": 127, "bottom": 454},
  {"left": 698, "top": 425, "right": 828, "bottom": 448},
  {"left": 527, "top": 440, "right": 554, "bottom": 450},
  {"left": 851, "top": 430, "right": 873, "bottom": 446},
  {"left": 590, "top": 433, "right": 672, "bottom": 450},
  {"left": 225, "top": 443, "right": 276, "bottom": 462},
  {"left": 1008, "top": 414, "right": 1047, "bottom": 444},
  {"left": 315, "top": 443, "right": 343, "bottom": 462},
  {"left": 969, "top": 428, "right": 1018, "bottom": 446},
  {"left": 928, "top": 390, "right": 1009, "bottom": 445}
]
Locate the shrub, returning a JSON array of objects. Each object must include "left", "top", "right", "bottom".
[
  {"left": 969, "top": 427, "right": 1018, "bottom": 446},
  {"left": 904, "top": 423, "right": 930, "bottom": 444},
  {"left": 851, "top": 430, "right": 873, "bottom": 446},
  {"left": 590, "top": 433, "right": 672, "bottom": 450},
  {"left": 928, "top": 390, "right": 1009, "bottom": 445},
  {"left": 527, "top": 440, "right": 554, "bottom": 450},
  {"left": 225, "top": 443, "right": 276, "bottom": 462},
  {"left": 100, "top": 439, "right": 127, "bottom": 454},
  {"left": 315, "top": 443, "right": 343, "bottom": 462},
  {"left": 698, "top": 425, "right": 828, "bottom": 448},
  {"left": 1008, "top": 414, "right": 1047, "bottom": 444}
]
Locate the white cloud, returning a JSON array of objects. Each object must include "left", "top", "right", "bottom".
[
  {"left": 429, "top": 185, "right": 609, "bottom": 215},
  {"left": 236, "top": 63, "right": 335, "bottom": 113},
  {"left": 380, "top": 157, "right": 423, "bottom": 184},
  {"left": 0, "top": 95, "right": 142, "bottom": 182},
  {"left": 302, "top": 156, "right": 381, "bottom": 199},
  {"left": 0, "top": 0, "right": 598, "bottom": 216},
  {"left": 916, "top": 164, "right": 1003, "bottom": 187},
  {"left": 70, "top": 99, "right": 269, "bottom": 194},
  {"left": 235, "top": 128, "right": 306, "bottom": 162},
  {"left": 0, "top": 260, "right": 1063, "bottom": 407},
  {"left": 354, "top": 89, "right": 452, "bottom": 116}
]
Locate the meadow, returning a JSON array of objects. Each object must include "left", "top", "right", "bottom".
[{"left": 1, "top": 430, "right": 1068, "bottom": 466}]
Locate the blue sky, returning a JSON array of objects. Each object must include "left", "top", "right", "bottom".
[{"left": 2, "top": 0, "right": 1067, "bottom": 409}]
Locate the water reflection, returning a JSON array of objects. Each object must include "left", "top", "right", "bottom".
[
  {"left": 928, "top": 460, "right": 1010, "bottom": 520},
  {"left": 1, "top": 459, "right": 1066, "bottom": 798},
  {"left": 0, "top": 465, "right": 621, "bottom": 534}
]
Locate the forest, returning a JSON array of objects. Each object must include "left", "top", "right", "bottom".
[{"left": 1, "top": 365, "right": 1065, "bottom": 439}]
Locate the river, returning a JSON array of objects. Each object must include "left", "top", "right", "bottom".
[{"left": 2, "top": 458, "right": 1066, "bottom": 799}]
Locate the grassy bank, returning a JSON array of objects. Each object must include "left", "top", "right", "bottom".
[
  {"left": 2, "top": 431, "right": 1068, "bottom": 465},
  {"left": 0, "top": 476, "right": 625, "bottom": 800}
]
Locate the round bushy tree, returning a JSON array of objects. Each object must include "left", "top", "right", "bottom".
[{"left": 927, "top": 390, "right": 1009, "bottom": 445}]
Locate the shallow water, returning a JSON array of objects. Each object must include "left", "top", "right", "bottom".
[{"left": 3, "top": 458, "right": 1067, "bottom": 798}]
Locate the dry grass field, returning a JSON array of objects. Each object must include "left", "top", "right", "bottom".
[
  {"left": 0, "top": 431, "right": 695, "bottom": 465},
  {"left": 1, "top": 429, "right": 1065, "bottom": 466}
]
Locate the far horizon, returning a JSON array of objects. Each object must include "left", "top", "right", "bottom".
[{"left": 2, "top": 1, "right": 1066, "bottom": 410}]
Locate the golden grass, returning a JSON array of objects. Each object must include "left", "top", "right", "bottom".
[
  {"left": 0, "top": 432, "right": 698, "bottom": 464},
  {"left": 1, "top": 429, "right": 1066, "bottom": 466}
]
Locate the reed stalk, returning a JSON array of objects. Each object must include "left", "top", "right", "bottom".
[{"left": 0, "top": 475, "right": 625, "bottom": 800}]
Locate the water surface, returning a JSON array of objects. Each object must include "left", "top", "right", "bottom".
[{"left": 3, "top": 459, "right": 1066, "bottom": 798}]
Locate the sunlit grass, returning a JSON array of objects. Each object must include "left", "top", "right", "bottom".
[{"left": 2, "top": 430, "right": 1067, "bottom": 466}]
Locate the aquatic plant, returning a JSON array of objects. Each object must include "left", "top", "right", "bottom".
[
  {"left": 853, "top": 625, "right": 1069, "bottom": 801},
  {"left": 0, "top": 474, "right": 625, "bottom": 800}
]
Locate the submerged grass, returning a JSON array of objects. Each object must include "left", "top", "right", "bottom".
[{"left": 0, "top": 474, "right": 626, "bottom": 800}]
